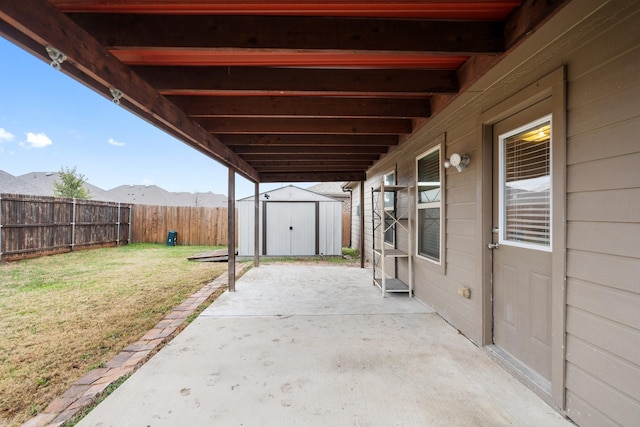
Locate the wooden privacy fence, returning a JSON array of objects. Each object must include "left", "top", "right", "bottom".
[
  {"left": 0, "top": 197, "right": 351, "bottom": 261},
  {"left": 342, "top": 211, "right": 351, "bottom": 247},
  {"left": 0, "top": 193, "right": 131, "bottom": 262},
  {"left": 131, "top": 204, "right": 229, "bottom": 246},
  {"left": 131, "top": 205, "right": 352, "bottom": 248}
]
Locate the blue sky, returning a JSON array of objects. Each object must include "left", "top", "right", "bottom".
[{"left": 0, "top": 36, "right": 308, "bottom": 199}]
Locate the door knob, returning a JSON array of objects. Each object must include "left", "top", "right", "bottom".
[{"left": 487, "top": 242, "right": 500, "bottom": 249}]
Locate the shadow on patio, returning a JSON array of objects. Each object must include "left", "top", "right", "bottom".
[{"left": 77, "top": 264, "right": 569, "bottom": 426}]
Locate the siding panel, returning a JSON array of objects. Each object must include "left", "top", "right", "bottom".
[
  {"left": 567, "top": 222, "right": 640, "bottom": 259},
  {"left": 566, "top": 307, "right": 640, "bottom": 366},
  {"left": 568, "top": 278, "right": 640, "bottom": 329},
  {"left": 565, "top": 364, "right": 640, "bottom": 427},
  {"left": 567, "top": 335, "right": 640, "bottom": 403},
  {"left": 567, "top": 82, "right": 640, "bottom": 137},
  {"left": 565, "top": 392, "right": 618, "bottom": 427},
  {"left": 567, "top": 151, "right": 640, "bottom": 193},
  {"left": 567, "top": 250, "right": 640, "bottom": 294},
  {"left": 567, "top": 117, "right": 640, "bottom": 166},
  {"left": 567, "top": 188, "right": 640, "bottom": 222}
]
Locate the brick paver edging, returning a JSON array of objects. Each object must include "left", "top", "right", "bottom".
[{"left": 23, "top": 263, "right": 251, "bottom": 427}]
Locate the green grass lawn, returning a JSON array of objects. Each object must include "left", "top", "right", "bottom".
[{"left": 0, "top": 244, "right": 227, "bottom": 426}]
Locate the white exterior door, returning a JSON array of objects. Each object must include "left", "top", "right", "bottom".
[
  {"left": 266, "top": 202, "right": 316, "bottom": 256},
  {"left": 491, "top": 99, "right": 553, "bottom": 387}
]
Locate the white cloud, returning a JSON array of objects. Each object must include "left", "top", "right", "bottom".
[
  {"left": 0, "top": 128, "right": 15, "bottom": 142},
  {"left": 22, "top": 132, "right": 52, "bottom": 148},
  {"left": 108, "top": 138, "right": 125, "bottom": 147}
]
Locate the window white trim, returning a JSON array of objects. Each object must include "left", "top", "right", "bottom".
[
  {"left": 498, "top": 114, "right": 553, "bottom": 252},
  {"left": 415, "top": 145, "right": 443, "bottom": 265}
]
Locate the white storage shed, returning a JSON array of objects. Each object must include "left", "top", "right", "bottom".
[{"left": 238, "top": 185, "right": 342, "bottom": 257}]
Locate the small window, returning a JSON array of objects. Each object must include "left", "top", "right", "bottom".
[
  {"left": 499, "top": 116, "right": 552, "bottom": 251},
  {"left": 383, "top": 171, "right": 395, "bottom": 245},
  {"left": 416, "top": 147, "right": 441, "bottom": 262}
]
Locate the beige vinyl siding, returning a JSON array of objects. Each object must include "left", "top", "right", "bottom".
[
  {"left": 366, "top": 118, "right": 482, "bottom": 343},
  {"left": 358, "top": 2, "right": 640, "bottom": 423},
  {"left": 564, "top": 5, "right": 640, "bottom": 425}
]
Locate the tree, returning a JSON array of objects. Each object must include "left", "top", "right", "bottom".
[{"left": 53, "top": 166, "right": 92, "bottom": 199}]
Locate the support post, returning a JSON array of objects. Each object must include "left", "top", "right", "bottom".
[
  {"left": 228, "top": 168, "right": 236, "bottom": 292},
  {"left": 360, "top": 181, "right": 365, "bottom": 268},
  {"left": 116, "top": 202, "right": 121, "bottom": 245},
  {"left": 254, "top": 181, "right": 260, "bottom": 267},
  {"left": 71, "top": 198, "right": 77, "bottom": 251}
]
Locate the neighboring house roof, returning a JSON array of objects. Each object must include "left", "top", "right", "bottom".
[
  {"left": 108, "top": 184, "right": 179, "bottom": 206},
  {"left": 0, "top": 169, "right": 48, "bottom": 196},
  {"left": 2, "top": 169, "right": 228, "bottom": 206},
  {"left": 306, "top": 182, "right": 349, "bottom": 200},
  {"left": 108, "top": 185, "right": 228, "bottom": 207},
  {"left": 16, "top": 171, "right": 120, "bottom": 202}
]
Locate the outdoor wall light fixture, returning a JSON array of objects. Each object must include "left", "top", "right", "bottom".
[
  {"left": 444, "top": 153, "right": 470, "bottom": 172},
  {"left": 46, "top": 46, "right": 67, "bottom": 70}
]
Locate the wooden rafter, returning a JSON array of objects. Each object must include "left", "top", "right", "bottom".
[
  {"left": 132, "top": 66, "right": 459, "bottom": 96},
  {"left": 167, "top": 96, "right": 430, "bottom": 119},
  {"left": 219, "top": 135, "right": 398, "bottom": 147},
  {"left": 67, "top": 14, "right": 504, "bottom": 54},
  {"left": 51, "top": 1, "right": 520, "bottom": 20},
  {"left": 0, "top": 0, "right": 259, "bottom": 182},
  {"left": 0, "top": 0, "right": 570, "bottom": 185},
  {"left": 199, "top": 118, "right": 412, "bottom": 135}
]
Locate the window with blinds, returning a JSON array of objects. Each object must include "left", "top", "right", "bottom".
[
  {"left": 416, "top": 147, "right": 441, "bottom": 262},
  {"left": 500, "top": 117, "right": 551, "bottom": 250}
]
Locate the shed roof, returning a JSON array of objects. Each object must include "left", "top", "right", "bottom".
[{"left": 238, "top": 184, "right": 340, "bottom": 202}]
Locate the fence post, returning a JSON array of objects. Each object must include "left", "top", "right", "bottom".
[
  {"left": 116, "top": 203, "right": 121, "bottom": 245},
  {"left": 127, "top": 205, "right": 131, "bottom": 244},
  {"left": 71, "top": 198, "right": 76, "bottom": 251},
  {"left": 0, "top": 194, "right": 3, "bottom": 262}
]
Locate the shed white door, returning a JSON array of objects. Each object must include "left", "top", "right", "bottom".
[
  {"left": 491, "top": 99, "right": 553, "bottom": 389},
  {"left": 266, "top": 202, "right": 316, "bottom": 256}
]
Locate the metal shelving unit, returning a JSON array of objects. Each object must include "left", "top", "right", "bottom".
[{"left": 371, "top": 181, "right": 413, "bottom": 297}]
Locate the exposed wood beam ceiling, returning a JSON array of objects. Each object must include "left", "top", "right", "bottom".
[{"left": 0, "top": 0, "right": 569, "bottom": 183}]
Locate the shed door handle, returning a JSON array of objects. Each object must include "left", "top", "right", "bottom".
[{"left": 289, "top": 226, "right": 293, "bottom": 230}]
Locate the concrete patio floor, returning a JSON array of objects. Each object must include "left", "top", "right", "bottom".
[{"left": 78, "top": 264, "right": 570, "bottom": 426}]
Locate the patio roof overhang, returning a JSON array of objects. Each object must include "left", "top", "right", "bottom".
[{"left": 0, "top": 0, "right": 569, "bottom": 184}]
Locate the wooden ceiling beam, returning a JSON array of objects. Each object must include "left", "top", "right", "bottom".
[
  {"left": 219, "top": 134, "right": 397, "bottom": 147},
  {"left": 241, "top": 153, "right": 380, "bottom": 161},
  {"left": 201, "top": 118, "right": 412, "bottom": 135},
  {"left": 260, "top": 171, "right": 367, "bottom": 183},
  {"left": 504, "top": 0, "right": 570, "bottom": 49},
  {"left": 133, "top": 66, "right": 459, "bottom": 96},
  {"left": 0, "top": 0, "right": 259, "bottom": 183},
  {"left": 233, "top": 145, "right": 387, "bottom": 155},
  {"left": 53, "top": 1, "right": 518, "bottom": 20},
  {"left": 250, "top": 160, "right": 373, "bottom": 168},
  {"left": 67, "top": 14, "right": 504, "bottom": 55},
  {"left": 167, "top": 96, "right": 430, "bottom": 119},
  {"left": 255, "top": 164, "right": 369, "bottom": 172}
]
